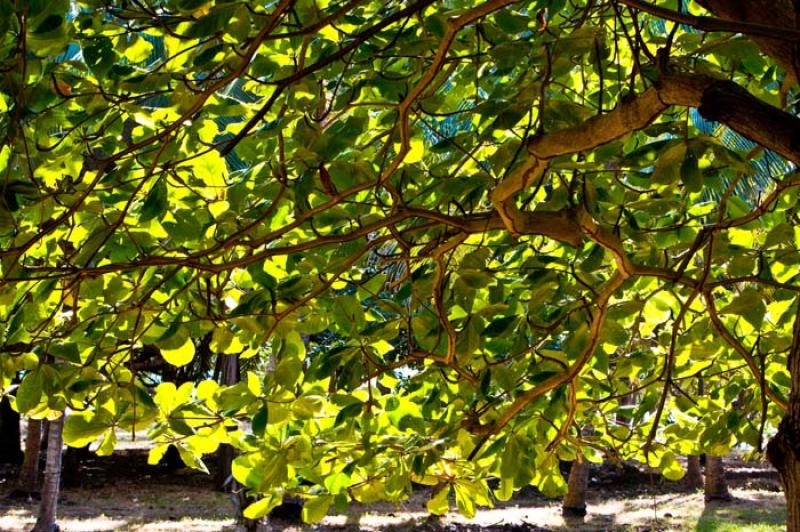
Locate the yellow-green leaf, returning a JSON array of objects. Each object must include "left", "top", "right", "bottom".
[
  {"left": 302, "top": 494, "right": 333, "bottom": 524},
  {"left": 161, "top": 338, "right": 195, "bottom": 367},
  {"left": 427, "top": 485, "right": 450, "bottom": 515}
]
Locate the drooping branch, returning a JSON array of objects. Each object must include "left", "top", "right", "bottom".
[
  {"left": 705, "top": 290, "right": 788, "bottom": 411},
  {"left": 468, "top": 270, "right": 628, "bottom": 435}
]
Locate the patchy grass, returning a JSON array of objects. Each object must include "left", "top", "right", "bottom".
[
  {"left": 0, "top": 451, "right": 786, "bottom": 531},
  {"left": 696, "top": 494, "right": 786, "bottom": 532}
]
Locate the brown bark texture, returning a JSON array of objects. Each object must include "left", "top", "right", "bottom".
[
  {"left": 32, "top": 416, "right": 64, "bottom": 532},
  {"left": 704, "top": 455, "right": 732, "bottom": 502},
  {"left": 685, "top": 455, "right": 704, "bottom": 490},
  {"left": 215, "top": 353, "right": 239, "bottom": 492},
  {"left": 562, "top": 455, "right": 590, "bottom": 517},
  {"left": 16, "top": 418, "right": 42, "bottom": 493}
]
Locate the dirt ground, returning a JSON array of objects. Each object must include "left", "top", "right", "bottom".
[{"left": 0, "top": 440, "right": 787, "bottom": 532}]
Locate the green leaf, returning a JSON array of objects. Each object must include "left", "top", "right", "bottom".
[
  {"left": 483, "top": 315, "right": 518, "bottom": 336},
  {"left": 427, "top": 485, "right": 450, "bottom": 515},
  {"left": 16, "top": 370, "right": 43, "bottom": 413},
  {"left": 251, "top": 404, "right": 268, "bottom": 435},
  {"left": 660, "top": 451, "right": 685, "bottom": 481},
  {"left": 651, "top": 141, "right": 686, "bottom": 184},
  {"left": 95, "top": 429, "right": 117, "bottom": 457},
  {"left": 334, "top": 402, "right": 362, "bottom": 427},
  {"left": 63, "top": 414, "right": 108, "bottom": 448},
  {"left": 160, "top": 338, "right": 195, "bottom": 367},
  {"left": 495, "top": 478, "right": 514, "bottom": 502},
  {"left": 140, "top": 178, "right": 168, "bottom": 222},
  {"left": 243, "top": 494, "right": 282, "bottom": 520},
  {"left": 720, "top": 288, "right": 766, "bottom": 329},
  {"left": 194, "top": 150, "right": 228, "bottom": 188},
  {"left": 302, "top": 494, "right": 333, "bottom": 524},
  {"left": 453, "top": 482, "right": 477, "bottom": 518},
  {"left": 680, "top": 152, "right": 703, "bottom": 192}
]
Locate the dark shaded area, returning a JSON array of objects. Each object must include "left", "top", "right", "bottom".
[{"left": 0, "top": 396, "right": 23, "bottom": 465}]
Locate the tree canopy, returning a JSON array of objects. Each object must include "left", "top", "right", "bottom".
[{"left": 2, "top": 0, "right": 800, "bottom": 525}]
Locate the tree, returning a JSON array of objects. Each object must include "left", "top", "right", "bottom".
[
  {"left": 704, "top": 455, "right": 732, "bottom": 501},
  {"left": 33, "top": 416, "right": 64, "bottom": 532},
  {"left": 0, "top": 0, "right": 799, "bottom": 529},
  {"left": 685, "top": 455, "right": 704, "bottom": 491},
  {"left": 15, "top": 418, "right": 42, "bottom": 496},
  {"left": 562, "top": 455, "right": 590, "bottom": 517}
]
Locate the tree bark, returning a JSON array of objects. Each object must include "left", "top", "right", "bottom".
[
  {"left": 685, "top": 455, "right": 704, "bottom": 490},
  {"left": 16, "top": 418, "right": 42, "bottom": 494},
  {"left": 0, "top": 395, "right": 23, "bottom": 464},
  {"left": 214, "top": 354, "right": 239, "bottom": 491},
  {"left": 562, "top": 455, "right": 590, "bottom": 517},
  {"left": 699, "top": 0, "right": 800, "bottom": 85},
  {"left": 704, "top": 455, "right": 732, "bottom": 501},
  {"left": 768, "top": 417, "right": 800, "bottom": 532},
  {"left": 32, "top": 416, "right": 64, "bottom": 532},
  {"left": 766, "top": 298, "right": 800, "bottom": 532}
]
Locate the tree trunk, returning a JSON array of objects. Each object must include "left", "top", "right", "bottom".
[
  {"left": 32, "top": 416, "right": 64, "bottom": 532},
  {"left": 704, "top": 455, "right": 732, "bottom": 501},
  {"left": 562, "top": 455, "right": 590, "bottom": 517},
  {"left": 215, "top": 354, "right": 239, "bottom": 491},
  {"left": 0, "top": 395, "right": 23, "bottom": 464},
  {"left": 766, "top": 304, "right": 800, "bottom": 532},
  {"left": 768, "top": 416, "right": 800, "bottom": 532},
  {"left": 61, "top": 446, "right": 90, "bottom": 488},
  {"left": 16, "top": 418, "right": 42, "bottom": 494},
  {"left": 685, "top": 455, "right": 704, "bottom": 490}
]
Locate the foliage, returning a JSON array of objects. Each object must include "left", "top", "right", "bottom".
[{"left": 0, "top": 0, "right": 799, "bottom": 523}]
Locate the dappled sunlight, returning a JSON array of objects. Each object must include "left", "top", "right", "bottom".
[
  {"left": 0, "top": 505, "right": 236, "bottom": 532},
  {"left": 0, "top": 507, "right": 127, "bottom": 532},
  {"left": 0, "top": 483, "right": 787, "bottom": 531},
  {"left": 130, "top": 517, "right": 237, "bottom": 531}
]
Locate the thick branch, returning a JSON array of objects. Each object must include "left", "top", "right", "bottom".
[
  {"left": 659, "top": 73, "right": 800, "bottom": 165},
  {"left": 618, "top": 0, "right": 800, "bottom": 41},
  {"left": 699, "top": 0, "right": 800, "bottom": 84}
]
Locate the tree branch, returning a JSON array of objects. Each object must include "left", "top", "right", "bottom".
[{"left": 617, "top": 0, "right": 800, "bottom": 41}]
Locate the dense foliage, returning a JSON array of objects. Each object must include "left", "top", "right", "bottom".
[{"left": 1, "top": 0, "right": 800, "bottom": 525}]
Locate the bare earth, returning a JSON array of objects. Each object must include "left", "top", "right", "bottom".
[{"left": 0, "top": 440, "right": 786, "bottom": 532}]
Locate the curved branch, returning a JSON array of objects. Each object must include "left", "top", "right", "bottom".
[{"left": 705, "top": 290, "right": 789, "bottom": 411}]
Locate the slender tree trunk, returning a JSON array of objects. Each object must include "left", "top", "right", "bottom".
[
  {"left": 562, "top": 454, "right": 590, "bottom": 517},
  {"left": 16, "top": 418, "right": 42, "bottom": 493},
  {"left": 215, "top": 354, "right": 239, "bottom": 491},
  {"left": 32, "top": 416, "right": 64, "bottom": 532},
  {"left": 685, "top": 455, "right": 704, "bottom": 490},
  {"left": 704, "top": 455, "right": 732, "bottom": 501},
  {"left": 0, "top": 395, "right": 23, "bottom": 464}
]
